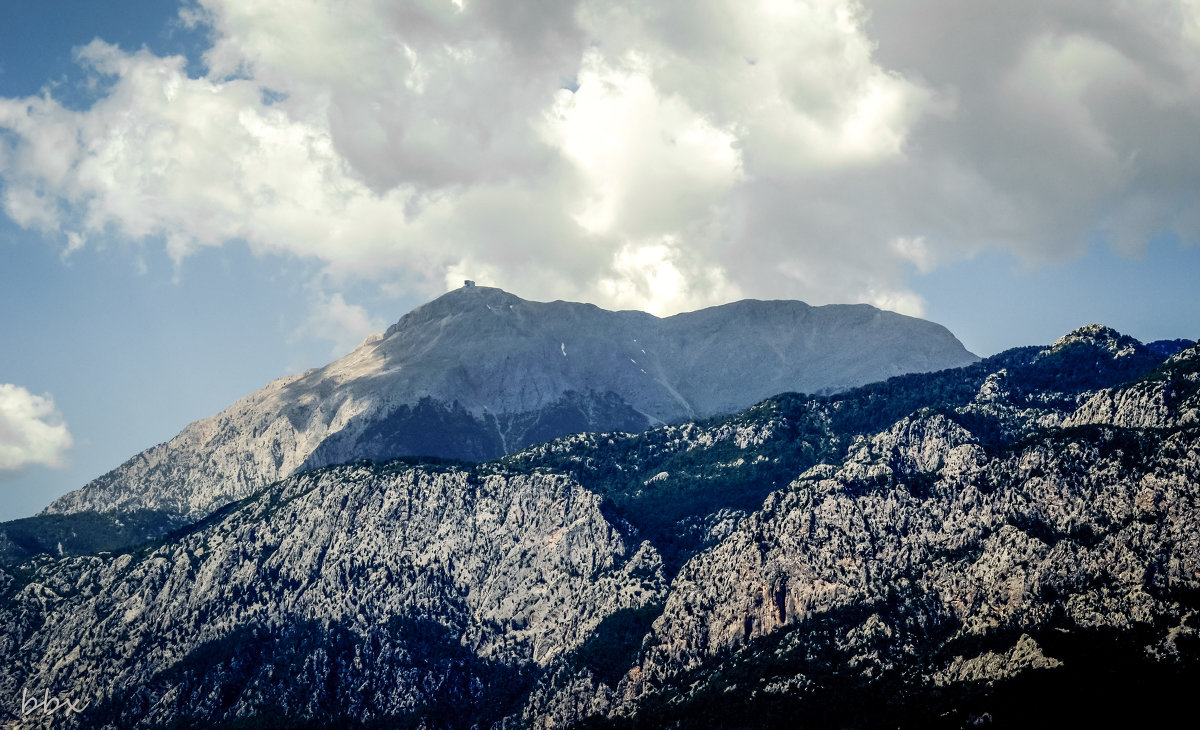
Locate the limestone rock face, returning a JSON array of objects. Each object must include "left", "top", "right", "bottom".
[
  {"left": 1067, "top": 344, "right": 1200, "bottom": 429},
  {"left": 1, "top": 463, "right": 667, "bottom": 728},
  {"left": 637, "top": 409, "right": 1200, "bottom": 683},
  {"left": 45, "top": 286, "right": 977, "bottom": 520},
  {"left": 933, "top": 633, "right": 1062, "bottom": 686},
  {"left": 3, "top": 325, "right": 1198, "bottom": 728},
  {"left": 609, "top": 335, "right": 1200, "bottom": 725}
]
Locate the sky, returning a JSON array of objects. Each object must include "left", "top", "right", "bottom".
[{"left": 1, "top": 0, "right": 1199, "bottom": 520}]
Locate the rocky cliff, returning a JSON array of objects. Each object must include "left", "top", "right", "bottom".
[
  {"left": 3, "top": 462, "right": 666, "bottom": 728},
  {"left": 2, "top": 327, "right": 1196, "bottom": 729}
]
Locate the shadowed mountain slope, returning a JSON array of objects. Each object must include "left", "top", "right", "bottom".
[
  {"left": 1, "top": 327, "right": 1196, "bottom": 729},
  {"left": 43, "top": 285, "right": 977, "bottom": 520}
]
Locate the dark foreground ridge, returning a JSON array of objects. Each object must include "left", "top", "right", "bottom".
[{"left": 0, "top": 326, "right": 1196, "bottom": 728}]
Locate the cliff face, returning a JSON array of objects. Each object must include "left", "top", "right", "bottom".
[
  {"left": 3, "top": 463, "right": 667, "bottom": 728},
  {"left": 601, "top": 336, "right": 1200, "bottom": 728},
  {"left": 2, "top": 330, "right": 1197, "bottom": 729},
  {"left": 1066, "top": 345, "right": 1200, "bottom": 430},
  {"left": 627, "top": 412, "right": 1199, "bottom": 720},
  {"left": 44, "top": 286, "right": 977, "bottom": 521}
]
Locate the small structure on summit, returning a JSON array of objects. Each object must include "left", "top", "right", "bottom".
[{"left": 464, "top": 280, "right": 476, "bottom": 288}]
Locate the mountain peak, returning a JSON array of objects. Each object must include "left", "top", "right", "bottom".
[
  {"left": 1042, "top": 324, "right": 1141, "bottom": 359},
  {"left": 45, "top": 288, "right": 978, "bottom": 520},
  {"left": 384, "top": 285, "right": 524, "bottom": 337},
  {"left": 427, "top": 282, "right": 521, "bottom": 309}
]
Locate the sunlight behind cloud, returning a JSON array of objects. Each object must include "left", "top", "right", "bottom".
[
  {"left": 597, "top": 239, "right": 741, "bottom": 315},
  {"left": 543, "top": 50, "right": 743, "bottom": 237},
  {"left": 1, "top": 0, "right": 1198, "bottom": 334}
]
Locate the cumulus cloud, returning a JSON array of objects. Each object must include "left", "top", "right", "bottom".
[
  {"left": 294, "top": 291, "right": 389, "bottom": 357},
  {"left": 0, "top": 384, "right": 73, "bottom": 474},
  {"left": 597, "top": 237, "right": 741, "bottom": 315},
  {"left": 0, "top": 0, "right": 1198, "bottom": 320},
  {"left": 864, "top": 0, "right": 1200, "bottom": 260}
]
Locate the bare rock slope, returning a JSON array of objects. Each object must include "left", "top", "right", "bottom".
[
  {"left": 45, "top": 285, "right": 977, "bottom": 519},
  {"left": 2, "top": 327, "right": 1197, "bottom": 728}
]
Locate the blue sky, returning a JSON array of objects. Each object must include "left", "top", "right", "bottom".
[{"left": 1, "top": 0, "right": 1198, "bottom": 520}]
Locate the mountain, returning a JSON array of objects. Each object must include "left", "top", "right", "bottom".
[
  {"left": 42, "top": 285, "right": 977, "bottom": 521},
  {"left": 1, "top": 325, "right": 1196, "bottom": 729}
]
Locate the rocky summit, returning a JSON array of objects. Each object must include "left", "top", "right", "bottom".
[
  {"left": 0, "top": 325, "right": 1196, "bottom": 728},
  {"left": 41, "top": 285, "right": 977, "bottom": 521}
]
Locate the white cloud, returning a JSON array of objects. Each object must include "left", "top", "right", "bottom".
[
  {"left": 2, "top": 187, "right": 60, "bottom": 232},
  {"left": 578, "top": 0, "right": 939, "bottom": 173},
  {"left": 597, "top": 238, "right": 742, "bottom": 315},
  {"left": 1, "top": 0, "right": 1198, "bottom": 324},
  {"left": 542, "top": 50, "right": 743, "bottom": 237},
  {"left": 295, "top": 292, "right": 389, "bottom": 357},
  {"left": 864, "top": 0, "right": 1200, "bottom": 261},
  {"left": 0, "top": 384, "right": 73, "bottom": 474},
  {"left": 891, "top": 236, "right": 934, "bottom": 274}
]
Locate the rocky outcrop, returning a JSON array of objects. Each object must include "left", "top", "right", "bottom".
[
  {"left": 636, "top": 411, "right": 1199, "bottom": 681},
  {"left": 604, "top": 335, "right": 1200, "bottom": 726},
  {"left": 3, "top": 324, "right": 1197, "bottom": 729},
  {"left": 2, "top": 463, "right": 666, "bottom": 728},
  {"left": 1067, "top": 344, "right": 1200, "bottom": 429}
]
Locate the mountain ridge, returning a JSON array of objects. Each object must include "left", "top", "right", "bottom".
[
  {"left": 1, "top": 327, "right": 1196, "bottom": 728},
  {"left": 42, "top": 285, "right": 978, "bottom": 521}
]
